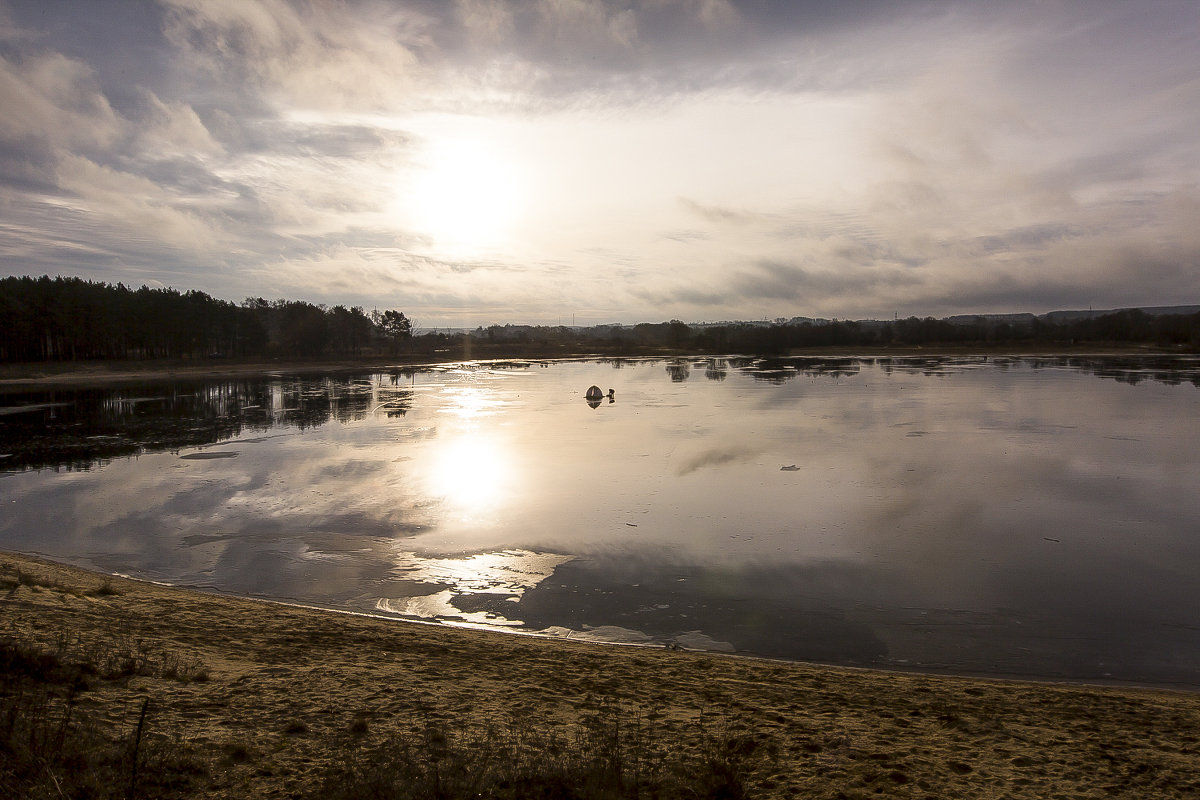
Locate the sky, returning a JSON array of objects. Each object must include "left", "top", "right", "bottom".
[{"left": 1, "top": 0, "right": 1199, "bottom": 328}]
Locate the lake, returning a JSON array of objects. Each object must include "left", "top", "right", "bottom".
[{"left": 3, "top": 355, "right": 1200, "bottom": 687}]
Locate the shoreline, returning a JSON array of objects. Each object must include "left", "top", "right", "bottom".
[
  {"left": 261, "top": 592, "right": 1200, "bottom": 698},
  {"left": 21, "top": 549, "right": 1198, "bottom": 696},
  {"left": 4, "top": 550, "right": 1200, "bottom": 798},
  {"left": 0, "top": 344, "right": 1183, "bottom": 389}
]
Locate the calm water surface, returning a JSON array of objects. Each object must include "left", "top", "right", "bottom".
[{"left": 3, "top": 356, "right": 1199, "bottom": 686}]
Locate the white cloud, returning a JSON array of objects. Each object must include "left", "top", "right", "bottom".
[
  {"left": 534, "top": 0, "right": 640, "bottom": 52},
  {"left": 136, "top": 91, "right": 225, "bottom": 158},
  {"left": 53, "top": 153, "right": 220, "bottom": 253},
  {"left": 161, "top": 0, "right": 434, "bottom": 111},
  {"left": 0, "top": 50, "right": 121, "bottom": 151}
]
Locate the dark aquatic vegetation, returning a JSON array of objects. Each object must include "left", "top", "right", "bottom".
[
  {"left": 3, "top": 356, "right": 1200, "bottom": 687},
  {"left": 0, "top": 374, "right": 415, "bottom": 472}
]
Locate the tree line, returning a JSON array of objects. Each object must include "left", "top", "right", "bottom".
[
  {"left": 3, "top": 275, "right": 1198, "bottom": 364},
  {"left": 0, "top": 276, "right": 411, "bottom": 362},
  {"left": 470, "top": 308, "right": 1200, "bottom": 354}
]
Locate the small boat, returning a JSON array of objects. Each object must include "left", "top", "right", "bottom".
[{"left": 585, "top": 385, "right": 604, "bottom": 401}]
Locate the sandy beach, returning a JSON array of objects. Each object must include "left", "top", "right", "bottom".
[{"left": 3, "top": 551, "right": 1198, "bottom": 798}]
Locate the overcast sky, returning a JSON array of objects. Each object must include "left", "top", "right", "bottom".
[{"left": 2, "top": 1, "right": 1198, "bottom": 326}]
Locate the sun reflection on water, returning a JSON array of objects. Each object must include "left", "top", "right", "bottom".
[
  {"left": 388, "top": 549, "right": 570, "bottom": 593},
  {"left": 383, "top": 375, "right": 563, "bottom": 626},
  {"left": 441, "top": 385, "right": 510, "bottom": 419},
  {"left": 376, "top": 549, "right": 572, "bottom": 627},
  {"left": 420, "top": 381, "right": 521, "bottom": 521},
  {"left": 426, "top": 433, "right": 508, "bottom": 518}
]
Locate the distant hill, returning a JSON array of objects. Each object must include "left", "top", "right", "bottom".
[
  {"left": 1039, "top": 305, "right": 1200, "bottom": 323},
  {"left": 945, "top": 313, "right": 1038, "bottom": 326},
  {"left": 702, "top": 306, "right": 1200, "bottom": 330}
]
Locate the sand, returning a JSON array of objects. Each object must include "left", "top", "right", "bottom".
[{"left": 3, "top": 551, "right": 1198, "bottom": 799}]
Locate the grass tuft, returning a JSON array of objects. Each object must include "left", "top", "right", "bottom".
[
  {"left": 0, "top": 636, "right": 208, "bottom": 799},
  {"left": 284, "top": 719, "right": 310, "bottom": 735},
  {"left": 313, "top": 709, "right": 767, "bottom": 800},
  {"left": 0, "top": 564, "right": 72, "bottom": 594},
  {"left": 91, "top": 578, "right": 122, "bottom": 597}
]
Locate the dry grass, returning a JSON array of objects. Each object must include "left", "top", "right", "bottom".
[
  {"left": 313, "top": 710, "right": 761, "bottom": 799},
  {"left": 0, "top": 637, "right": 210, "bottom": 799},
  {"left": 3, "top": 553, "right": 1199, "bottom": 799}
]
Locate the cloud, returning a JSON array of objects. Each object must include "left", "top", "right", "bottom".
[
  {"left": 454, "top": 0, "right": 517, "bottom": 44},
  {"left": 54, "top": 154, "right": 219, "bottom": 250},
  {"left": 731, "top": 260, "right": 920, "bottom": 305},
  {"left": 134, "top": 91, "right": 225, "bottom": 159},
  {"left": 161, "top": 0, "right": 435, "bottom": 111},
  {"left": 1, "top": 1, "right": 1198, "bottom": 323},
  {"left": 678, "top": 197, "right": 761, "bottom": 225},
  {"left": 0, "top": 49, "right": 121, "bottom": 152},
  {"left": 532, "top": 0, "right": 641, "bottom": 53}
]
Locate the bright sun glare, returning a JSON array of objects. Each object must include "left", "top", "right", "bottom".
[
  {"left": 427, "top": 433, "right": 507, "bottom": 519},
  {"left": 402, "top": 135, "right": 528, "bottom": 257},
  {"left": 423, "top": 387, "right": 514, "bottom": 520}
]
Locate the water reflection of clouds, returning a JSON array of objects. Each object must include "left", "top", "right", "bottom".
[
  {"left": 376, "top": 549, "right": 572, "bottom": 627},
  {"left": 4, "top": 358, "right": 1200, "bottom": 683},
  {"left": 673, "top": 442, "right": 762, "bottom": 476},
  {"left": 1, "top": 404, "right": 438, "bottom": 588},
  {"left": 850, "top": 368, "right": 1200, "bottom": 621}
]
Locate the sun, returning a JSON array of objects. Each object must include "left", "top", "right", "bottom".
[{"left": 400, "top": 133, "right": 528, "bottom": 257}]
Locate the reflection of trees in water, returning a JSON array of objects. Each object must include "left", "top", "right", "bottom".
[
  {"left": 801, "top": 358, "right": 860, "bottom": 380},
  {"left": 748, "top": 368, "right": 793, "bottom": 384},
  {"left": 740, "top": 357, "right": 862, "bottom": 383},
  {"left": 377, "top": 387, "right": 414, "bottom": 417},
  {"left": 1025, "top": 356, "right": 1200, "bottom": 387},
  {"left": 877, "top": 356, "right": 987, "bottom": 376},
  {"left": 665, "top": 360, "right": 690, "bottom": 382},
  {"left": 733, "top": 353, "right": 1200, "bottom": 387},
  {"left": 0, "top": 374, "right": 414, "bottom": 472},
  {"left": 384, "top": 370, "right": 415, "bottom": 386},
  {"left": 877, "top": 363, "right": 959, "bottom": 379},
  {"left": 877, "top": 354, "right": 1200, "bottom": 386},
  {"left": 4, "top": 356, "right": 1195, "bottom": 473},
  {"left": 1, "top": 384, "right": 260, "bottom": 472},
  {"left": 874, "top": 354, "right": 1200, "bottom": 386},
  {"left": 284, "top": 378, "right": 375, "bottom": 425}
]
